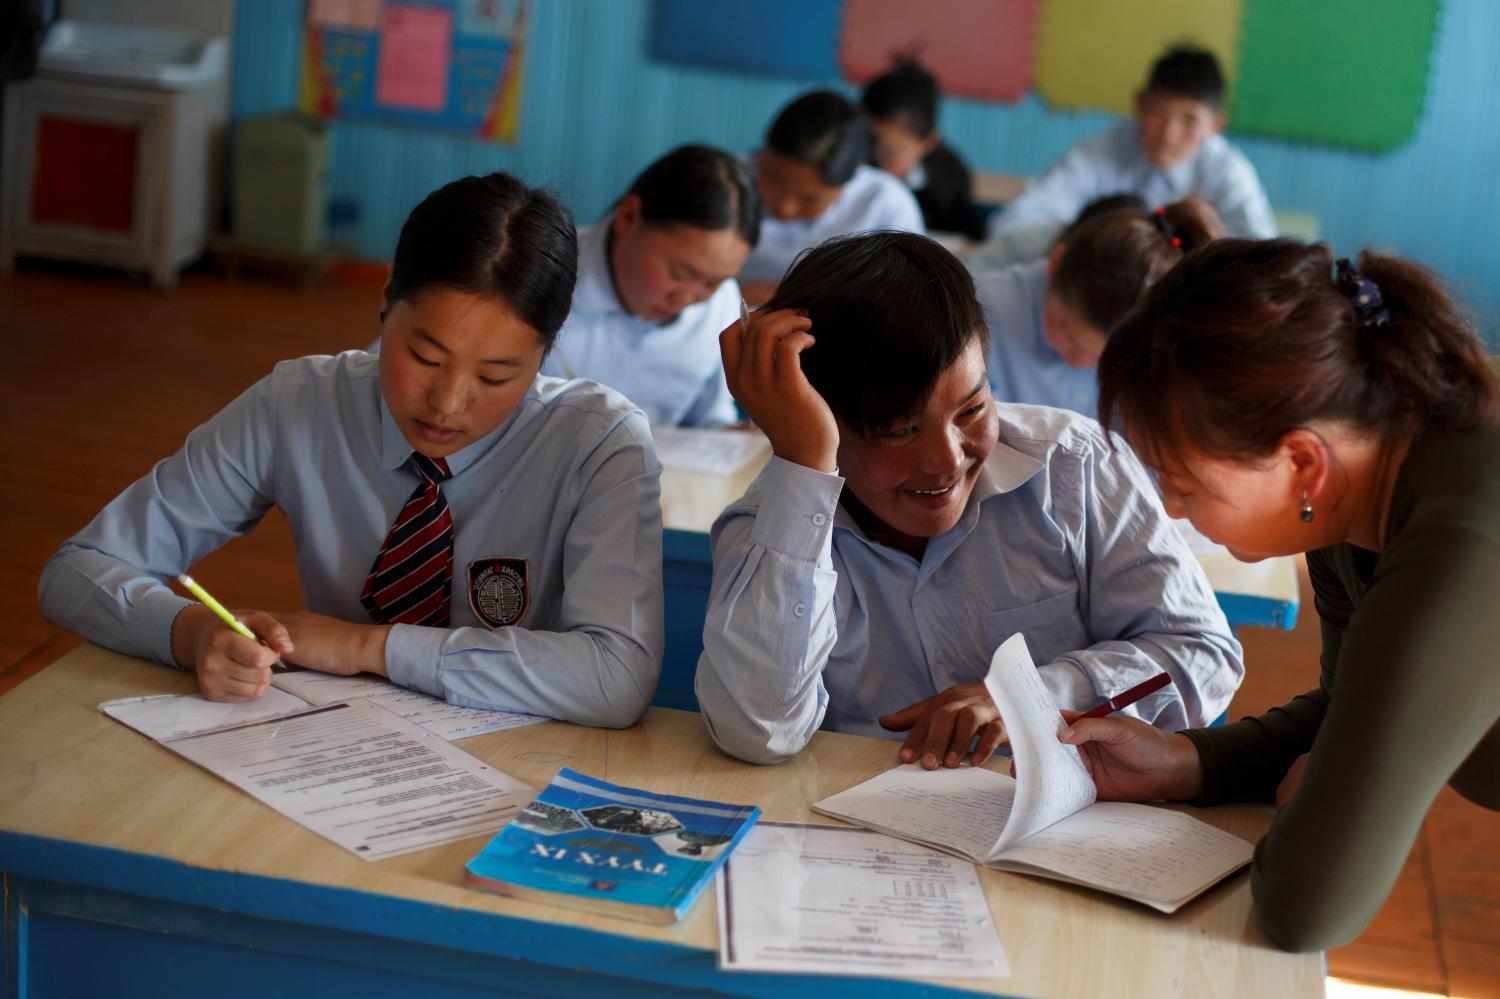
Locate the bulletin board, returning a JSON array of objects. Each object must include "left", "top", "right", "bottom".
[
  {"left": 840, "top": 0, "right": 1040, "bottom": 103},
  {"left": 648, "top": 0, "right": 1440, "bottom": 153},
  {"left": 1031, "top": 0, "right": 1243, "bottom": 115},
  {"left": 650, "top": 0, "right": 842, "bottom": 79},
  {"left": 300, "top": 0, "right": 529, "bottom": 142}
]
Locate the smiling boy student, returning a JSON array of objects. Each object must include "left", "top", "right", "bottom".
[
  {"left": 694, "top": 232, "right": 1242, "bottom": 766},
  {"left": 991, "top": 45, "right": 1275, "bottom": 247}
]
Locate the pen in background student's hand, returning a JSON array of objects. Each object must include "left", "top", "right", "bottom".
[{"left": 739, "top": 296, "right": 751, "bottom": 341}]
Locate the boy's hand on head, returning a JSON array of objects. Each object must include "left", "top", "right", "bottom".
[
  {"left": 175, "top": 604, "right": 290, "bottom": 702},
  {"left": 720, "top": 307, "right": 839, "bottom": 472},
  {"left": 880, "top": 683, "right": 1009, "bottom": 770},
  {"left": 279, "top": 610, "right": 391, "bottom": 678}
]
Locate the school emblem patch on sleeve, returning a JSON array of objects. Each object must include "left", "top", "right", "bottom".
[{"left": 467, "top": 558, "right": 530, "bottom": 628}]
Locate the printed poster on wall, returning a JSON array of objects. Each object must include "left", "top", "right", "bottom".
[{"left": 301, "top": 0, "right": 528, "bottom": 142}]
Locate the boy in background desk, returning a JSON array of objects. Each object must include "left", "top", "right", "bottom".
[
  {"left": 695, "top": 232, "right": 1242, "bottom": 766},
  {"left": 984, "top": 45, "right": 1275, "bottom": 260}
]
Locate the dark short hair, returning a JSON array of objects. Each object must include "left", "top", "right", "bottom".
[
  {"left": 766, "top": 89, "right": 870, "bottom": 187},
  {"left": 1098, "top": 239, "right": 1500, "bottom": 474},
  {"left": 764, "top": 232, "right": 988, "bottom": 435},
  {"left": 385, "top": 172, "right": 578, "bottom": 350},
  {"left": 1146, "top": 45, "right": 1225, "bottom": 107},
  {"left": 1052, "top": 196, "right": 1223, "bottom": 334},
  {"left": 624, "top": 144, "right": 760, "bottom": 248},
  {"left": 861, "top": 60, "right": 939, "bottom": 138},
  {"left": 1060, "top": 193, "right": 1150, "bottom": 241}
]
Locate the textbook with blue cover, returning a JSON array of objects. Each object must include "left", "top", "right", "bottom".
[{"left": 464, "top": 768, "right": 761, "bottom": 924}]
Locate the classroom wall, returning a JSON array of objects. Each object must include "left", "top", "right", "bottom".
[{"left": 233, "top": 0, "right": 1500, "bottom": 341}]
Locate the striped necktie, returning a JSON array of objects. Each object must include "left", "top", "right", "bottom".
[{"left": 360, "top": 453, "right": 454, "bottom": 627}]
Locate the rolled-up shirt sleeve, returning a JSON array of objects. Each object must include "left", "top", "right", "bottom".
[
  {"left": 695, "top": 458, "right": 843, "bottom": 764},
  {"left": 1044, "top": 436, "right": 1244, "bottom": 728}
]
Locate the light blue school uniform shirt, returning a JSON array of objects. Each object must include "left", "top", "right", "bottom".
[
  {"left": 38, "top": 351, "right": 665, "bottom": 729},
  {"left": 694, "top": 405, "right": 1243, "bottom": 765},
  {"left": 978, "top": 259, "right": 1100, "bottom": 419},
  {"left": 993, "top": 122, "right": 1276, "bottom": 243},
  {"left": 540, "top": 221, "right": 740, "bottom": 427},
  {"left": 740, "top": 163, "right": 925, "bottom": 285}
]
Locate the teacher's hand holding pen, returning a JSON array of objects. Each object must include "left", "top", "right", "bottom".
[
  {"left": 1058, "top": 713, "right": 1205, "bottom": 802},
  {"left": 171, "top": 575, "right": 293, "bottom": 702}
]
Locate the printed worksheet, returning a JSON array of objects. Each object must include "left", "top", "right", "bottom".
[
  {"left": 716, "top": 822, "right": 1008, "bottom": 979},
  {"left": 270, "top": 671, "right": 546, "bottom": 740},
  {"left": 161, "top": 699, "right": 534, "bottom": 860}
]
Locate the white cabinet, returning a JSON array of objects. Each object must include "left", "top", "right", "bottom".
[{"left": 0, "top": 74, "right": 225, "bottom": 289}]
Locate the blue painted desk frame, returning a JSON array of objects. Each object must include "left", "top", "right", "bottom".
[
  {"left": 658, "top": 528, "right": 1300, "bottom": 714},
  {"left": 2, "top": 832, "right": 987, "bottom": 999}
]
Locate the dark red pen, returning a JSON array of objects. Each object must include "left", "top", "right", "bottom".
[{"left": 1078, "top": 672, "right": 1173, "bottom": 718}]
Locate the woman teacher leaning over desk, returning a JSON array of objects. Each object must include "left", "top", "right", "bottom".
[{"left": 1063, "top": 238, "right": 1500, "bottom": 951}]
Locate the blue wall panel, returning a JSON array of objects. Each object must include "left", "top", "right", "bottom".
[{"left": 232, "top": 0, "right": 1500, "bottom": 341}]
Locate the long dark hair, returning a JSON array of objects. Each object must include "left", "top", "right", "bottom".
[
  {"left": 766, "top": 90, "right": 869, "bottom": 187},
  {"left": 765, "top": 232, "right": 987, "bottom": 435},
  {"left": 385, "top": 172, "right": 578, "bottom": 349},
  {"left": 1050, "top": 196, "right": 1222, "bottom": 335},
  {"left": 623, "top": 144, "right": 760, "bottom": 248},
  {"left": 1098, "top": 239, "right": 1500, "bottom": 472}
]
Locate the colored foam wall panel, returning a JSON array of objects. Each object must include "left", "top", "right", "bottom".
[
  {"left": 649, "top": 0, "right": 842, "bottom": 79},
  {"left": 1032, "top": 0, "right": 1244, "bottom": 115},
  {"left": 839, "top": 0, "right": 1041, "bottom": 102},
  {"left": 1231, "top": 0, "right": 1439, "bottom": 151}
]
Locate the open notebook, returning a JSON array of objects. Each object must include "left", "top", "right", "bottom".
[{"left": 814, "top": 634, "right": 1253, "bottom": 913}]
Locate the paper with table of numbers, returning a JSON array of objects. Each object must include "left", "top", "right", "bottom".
[
  {"left": 716, "top": 821, "right": 1009, "bottom": 979},
  {"left": 814, "top": 634, "right": 1254, "bottom": 913}
]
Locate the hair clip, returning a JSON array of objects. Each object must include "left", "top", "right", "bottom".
[
  {"left": 1334, "top": 258, "right": 1391, "bottom": 328},
  {"left": 1151, "top": 207, "right": 1181, "bottom": 249}
]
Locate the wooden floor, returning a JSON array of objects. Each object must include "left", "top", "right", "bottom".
[{"left": 2, "top": 260, "right": 1496, "bottom": 996}]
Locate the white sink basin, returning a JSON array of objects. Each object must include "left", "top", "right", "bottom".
[{"left": 39, "top": 20, "right": 227, "bottom": 91}]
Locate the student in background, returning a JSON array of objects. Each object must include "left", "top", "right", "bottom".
[
  {"left": 740, "top": 89, "right": 924, "bottom": 304},
  {"left": 542, "top": 145, "right": 758, "bottom": 427},
  {"left": 981, "top": 195, "right": 1222, "bottom": 419},
  {"left": 39, "top": 173, "right": 664, "bottom": 728},
  {"left": 861, "top": 60, "right": 986, "bottom": 240},
  {"left": 696, "top": 232, "right": 1242, "bottom": 766},
  {"left": 989, "top": 45, "right": 1274, "bottom": 251},
  {"left": 1070, "top": 239, "right": 1500, "bottom": 951}
]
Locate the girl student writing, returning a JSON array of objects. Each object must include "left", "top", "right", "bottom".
[
  {"left": 977, "top": 195, "right": 1222, "bottom": 420},
  {"left": 694, "top": 231, "right": 1242, "bottom": 766},
  {"left": 39, "top": 172, "right": 664, "bottom": 728},
  {"left": 541, "top": 145, "right": 760, "bottom": 427},
  {"left": 1062, "top": 238, "right": 1500, "bottom": 950},
  {"left": 739, "top": 89, "right": 924, "bottom": 305}
]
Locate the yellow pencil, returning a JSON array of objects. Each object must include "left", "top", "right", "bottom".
[{"left": 177, "top": 574, "right": 288, "bottom": 670}]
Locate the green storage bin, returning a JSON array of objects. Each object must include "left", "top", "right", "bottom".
[{"left": 232, "top": 112, "right": 328, "bottom": 255}]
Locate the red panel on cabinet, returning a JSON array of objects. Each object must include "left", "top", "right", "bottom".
[{"left": 30, "top": 117, "right": 138, "bottom": 233}]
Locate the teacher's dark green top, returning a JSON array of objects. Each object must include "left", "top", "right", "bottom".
[{"left": 1184, "top": 421, "right": 1500, "bottom": 952}]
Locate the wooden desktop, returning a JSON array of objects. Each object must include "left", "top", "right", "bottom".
[{"left": 0, "top": 643, "right": 1321, "bottom": 998}]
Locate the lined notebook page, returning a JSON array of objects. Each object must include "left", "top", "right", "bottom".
[
  {"left": 992, "top": 802, "right": 1254, "bottom": 912},
  {"left": 813, "top": 764, "right": 1016, "bottom": 863},
  {"left": 983, "top": 633, "right": 1096, "bottom": 852}
]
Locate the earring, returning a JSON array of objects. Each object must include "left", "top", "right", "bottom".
[{"left": 1300, "top": 491, "right": 1314, "bottom": 523}]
